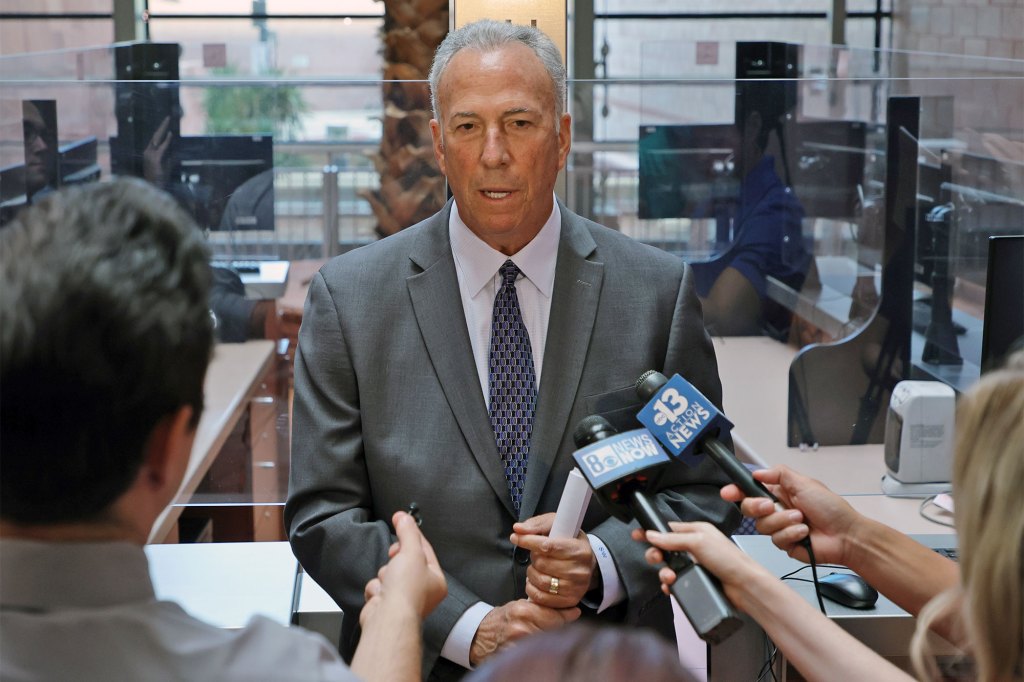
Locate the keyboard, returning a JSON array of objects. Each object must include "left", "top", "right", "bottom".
[
  {"left": 215, "top": 260, "right": 290, "bottom": 299},
  {"left": 933, "top": 547, "right": 959, "bottom": 562},
  {"left": 227, "top": 260, "right": 263, "bottom": 274}
]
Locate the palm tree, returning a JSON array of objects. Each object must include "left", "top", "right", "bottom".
[{"left": 364, "top": 0, "right": 448, "bottom": 237}]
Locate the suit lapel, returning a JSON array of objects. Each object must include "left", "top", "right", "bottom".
[
  {"left": 519, "top": 206, "right": 602, "bottom": 519},
  {"left": 406, "top": 205, "right": 516, "bottom": 517}
]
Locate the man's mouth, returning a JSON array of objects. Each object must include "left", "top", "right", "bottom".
[{"left": 481, "top": 190, "right": 512, "bottom": 199}]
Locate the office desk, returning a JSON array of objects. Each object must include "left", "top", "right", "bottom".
[
  {"left": 711, "top": 336, "right": 953, "bottom": 533},
  {"left": 295, "top": 570, "right": 344, "bottom": 646},
  {"left": 712, "top": 336, "right": 890, "bottom": 495},
  {"left": 149, "top": 340, "right": 276, "bottom": 543},
  {"left": 146, "top": 541, "right": 297, "bottom": 629},
  {"left": 709, "top": 535, "right": 959, "bottom": 681}
]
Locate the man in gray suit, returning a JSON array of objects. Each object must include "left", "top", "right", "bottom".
[{"left": 286, "top": 19, "right": 739, "bottom": 680}]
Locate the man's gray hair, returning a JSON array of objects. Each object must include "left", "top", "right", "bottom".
[{"left": 428, "top": 19, "right": 567, "bottom": 122}]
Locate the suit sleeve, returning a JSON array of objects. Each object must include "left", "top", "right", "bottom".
[
  {"left": 585, "top": 262, "right": 741, "bottom": 619},
  {"left": 285, "top": 271, "right": 489, "bottom": 672}
]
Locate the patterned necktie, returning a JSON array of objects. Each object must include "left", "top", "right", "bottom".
[{"left": 489, "top": 259, "right": 538, "bottom": 514}]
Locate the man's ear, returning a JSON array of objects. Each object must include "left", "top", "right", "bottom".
[
  {"left": 430, "top": 118, "right": 447, "bottom": 176},
  {"left": 142, "top": 406, "right": 196, "bottom": 497},
  {"left": 557, "top": 112, "right": 572, "bottom": 171}
]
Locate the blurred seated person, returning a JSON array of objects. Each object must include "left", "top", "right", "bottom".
[
  {"left": 464, "top": 623, "right": 697, "bottom": 682},
  {"left": 0, "top": 179, "right": 446, "bottom": 682},
  {"left": 22, "top": 100, "right": 60, "bottom": 204},
  {"left": 212, "top": 169, "right": 284, "bottom": 343},
  {"left": 637, "top": 351, "right": 1024, "bottom": 681},
  {"left": 220, "top": 168, "right": 274, "bottom": 232},
  {"left": 209, "top": 266, "right": 280, "bottom": 343},
  {"left": 690, "top": 80, "right": 814, "bottom": 337},
  {"left": 142, "top": 117, "right": 282, "bottom": 344}
]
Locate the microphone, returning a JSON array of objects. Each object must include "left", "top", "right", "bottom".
[
  {"left": 635, "top": 370, "right": 786, "bottom": 511},
  {"left": 635, "top": 371, "right": 819, "bottom": 584},
  {"left": 572, "top": 416, "right": 743, "bottom": 644}
]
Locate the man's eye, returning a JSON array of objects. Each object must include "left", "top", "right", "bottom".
[
  {"left": 512, "top": 120, "right": 531, "bottom": 128},
  {"left": 456, "top": 122, "right": 475, "bottom": 131}
]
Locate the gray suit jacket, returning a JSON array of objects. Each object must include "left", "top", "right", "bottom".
[{"left": 286, "top": 200, "right": 738, "bottom": 679}]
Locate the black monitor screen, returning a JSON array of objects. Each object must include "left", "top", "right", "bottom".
[
  {"left": 0, "top": 164, "right": 27, "bottom": 228},
  {"left": 914, "top": 160, "right": 946, "bottom": 288},
  {"left": 174, "top": 135, "right": 274, "bottom": 231},
  {"left": 638, "top": 124, "right": 739, "bottom": 220},
  {"left": 59, "top": 137, "right": 101, "bottom": 186},
  {"left": 981, "top": 234, "right": 1024, "bottom": 373},
  {"left": 945, "top": 151, "right": 1024, "bottom": 289},
  {"left": 788, "top": 120, "right": 871, "bottom": 220}
]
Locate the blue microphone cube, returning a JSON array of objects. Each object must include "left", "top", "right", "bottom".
[{"left": 637, "top": 374, "right": 734, "bottom": 466}]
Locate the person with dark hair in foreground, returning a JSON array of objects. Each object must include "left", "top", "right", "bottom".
[
  {"left": 463, "top": 623, "right": 698, "bottom": 682},
  {"left": 0, "top": 179, "right": 445, "bottom": 682},
  {"left": 636, "top": 351, "right": 1024, "bottom": 681}
]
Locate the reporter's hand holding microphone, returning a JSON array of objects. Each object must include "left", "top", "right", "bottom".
[
  {"left": 720, "top": 464, "right": 865, "bottom": 567},
  {"left": 631, "top": 463, "right": 863, "bottom": 611},
  {"left": 631, "top": 521, "right": 776, "bottom": 615},
  {"left": 624, "top": 371, "right": 837, "bottom": 620}
]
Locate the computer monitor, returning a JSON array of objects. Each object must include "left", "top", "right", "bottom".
[
  {"left": 0, "top": 163, "right": 28, "bottom": 227},
  {"left": 637, "top": 124, "right": 739, "bottom": 220},
  {"left": 981, "top": 234, "right": 1024, "bottom": 374},
  {"left": 789, "top": 120, "right": 871, "bottom": 220},
  {"left": 174, "top": 135, "right": 274, "bottom": 232},
  {"left": 110, "top": 43, "right": 182, "bottom": 179},
  {"left": 944, "top": 150, "right": 1024, "bottom": 289},
  {"left": 913, "top": 159, "right": 947, "bottom": 290},
  {"left": 58, "top": 137, "right": 101, "bottom": 186}
]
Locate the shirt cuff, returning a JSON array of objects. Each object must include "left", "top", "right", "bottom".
[
  {"left": 582, "top": 534, "right": 624, "bottom": 613},
  {"left": 440, "top": 601, "right": 493, "bottom": 669}
]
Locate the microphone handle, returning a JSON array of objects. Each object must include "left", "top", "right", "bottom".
[
  {"left": 669, "top": 563, "right": 744, "bottom": 645},
  {"left": 629, "top": 489, "right": 694, "bottom": 572},
  {"left": 702, "top": 437, "right": 812, "bottom": 550},
  {"left": 702, "top": 437, "right": 786, "bottom": 513},
  {"left": 628, "top": 489, "right": 743, "bottom": 645}
]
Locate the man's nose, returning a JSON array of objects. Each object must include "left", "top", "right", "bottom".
[{"left": 480, "top": 129, "right": 509, "bottom": 168}]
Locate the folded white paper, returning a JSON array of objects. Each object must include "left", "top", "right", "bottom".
[{"left": 549, "top": 468, "right": 593, "bottom": 539}]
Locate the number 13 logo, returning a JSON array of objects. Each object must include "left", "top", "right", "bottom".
[{"left": 652, "top": 388, "right": 688, "bottom": 426}]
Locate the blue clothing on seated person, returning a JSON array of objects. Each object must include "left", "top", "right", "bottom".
[{"left": 691, "top": 155, "right": 811, "bottom": 301}]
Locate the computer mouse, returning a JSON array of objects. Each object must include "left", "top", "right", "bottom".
[{"left": 818, "top": 572, "right": 879, "bottom": 609}]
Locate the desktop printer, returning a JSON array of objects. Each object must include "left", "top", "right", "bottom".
[{"left": 882, "top": 380, "right": 955, "bottom": 497}]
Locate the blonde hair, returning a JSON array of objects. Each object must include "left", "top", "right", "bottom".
[{"left": 911, "top": 351, "right": 1024, "bottom": 681}]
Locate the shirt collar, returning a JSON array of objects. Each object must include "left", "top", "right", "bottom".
[
  {"left": 0, "top": 539, "right": 155, "bottom": 611},
  {"left": 449, "top": 197, "right": 560, "bottom": 299}
]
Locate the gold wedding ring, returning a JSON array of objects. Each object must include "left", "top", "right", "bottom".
[{"left": 548, "top": 577, "right": 559, "bottom": 595}]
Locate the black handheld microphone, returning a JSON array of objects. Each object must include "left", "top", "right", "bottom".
[
  {"left": 635, "top": 371, "right": 822, "bottom": 606},
  {"left": 635, "top": 370, "right": 785, "bottom": 509},
  {"left": 572, "top": 416, "right": 743, "bottom": 644}
]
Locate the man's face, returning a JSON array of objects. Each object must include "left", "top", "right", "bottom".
[
  {"left": 430, "top": 43, "right": 571, "bottom": 255},
  {"left": 23, "top": 103, "right": 54, "bottom": 193}
]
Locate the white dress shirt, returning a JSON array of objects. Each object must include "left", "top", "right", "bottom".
[{"left": 440, "top": 198, "right": 624, "bottom": 669}]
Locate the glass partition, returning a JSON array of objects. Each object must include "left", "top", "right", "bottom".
[{"left": 2, "top": 40, "right": 1021, "bottom": 528}]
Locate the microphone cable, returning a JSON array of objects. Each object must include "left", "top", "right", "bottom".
[{"left": 803, "top": 536, "right": 827, "bottom": 614}]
